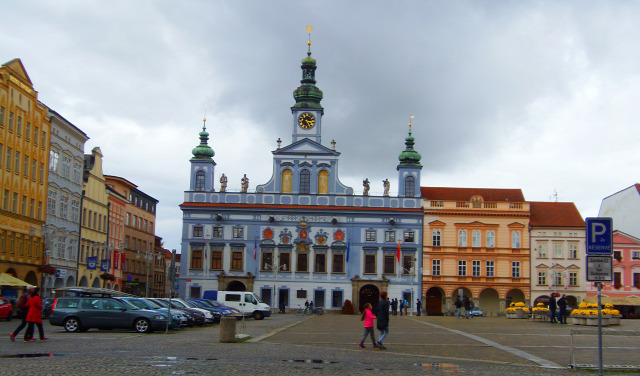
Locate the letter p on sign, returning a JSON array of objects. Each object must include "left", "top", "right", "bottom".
[{"left": 586, "top": 217, "right": 613, "bottom": 255}]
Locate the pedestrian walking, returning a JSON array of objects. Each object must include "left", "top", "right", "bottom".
[
  {"left": 279, "top": 300, "right": 286, "bottom": 314},
  {"left": 399, "top": 298, "right": 404, "bottom": 316},
  {"left": 557, "top": 294, "right": 567, "bottom": 324},
  {"left": 358, "top": 303, "right": 377, "bottom": 348},
  {"left": 391, "top": 299, "right": 398, "bottom": 316},
  {"left": 9, "top": 287, "right": 33, "bottom": 342},
  {"left": 403, "top": 298, "right": 408, "bottom": 316},
  {"left": 24, "top": 287, "right": 47, "bottom": 342},
  {"left": 549, "top": 294, "right": 557, "bottom": 324},
  {"left": 463, "top": 296, "right": 471, "bottom": 319},
  {"left": 454, "top": 296, "right": 462, "bottom": 318},
  {"left": 416, "top": 299, "right": 422, "bottom": 316},
  {"left": 376, "top": 292, "right": 390, "bottom": 350}
]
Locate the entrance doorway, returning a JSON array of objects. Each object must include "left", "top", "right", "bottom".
[
  {"left": 358, "top": 284, "right": 380, "bottom": 313},
  {"left": 425, "top": 287, "right": 443, "bottom": 315},
  {"left": 314, "top": 290, "right": 325, "bottom": 307},
  {"left": 226, "top": 281, "right": 246, "bottom": 291},
  {"left": 279, "top": 288, "right": 289, "bottom": 309}
]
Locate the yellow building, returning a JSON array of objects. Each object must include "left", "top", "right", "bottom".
[
  {"left": 422, "top": 187, "right": 531, "bottom": 316},
  {"left": 0, "top": 59, "right": 50, "bottom": 290},
  {"left": 78, "top": 147, "right": 108, "bottom": 287}
]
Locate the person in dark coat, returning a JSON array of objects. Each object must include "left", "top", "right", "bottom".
[
  {"left": 376, "top": 291, "right": 390, "bottom": 350},
  {"left": 416, "top": 299, "right": 422, "bottom": 316},
  {"left": 24, "top": 287, "right": 47, "bottom": 342},
  {"left": 454, "top": 296, "right": 462, "bottom": 318},
  {"left": 549, "top": 294, "right": 557, "bottom": 323},
  {"left": 463, "top": 296, "right": 472, "bottom": 319},
  {"left": 391, "top": 299, "right": 398, "bottom": 316},
  {"left": 557, "top": 294, "right": 567, "bottom": 324}
]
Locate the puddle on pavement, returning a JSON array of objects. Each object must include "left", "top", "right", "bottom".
[{"left": 0, "top": 353, "right": 54, "bottom": 358}]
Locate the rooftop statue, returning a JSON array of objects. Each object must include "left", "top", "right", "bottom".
[{"left": 363, "top": 178, "right": 370, "bottom": 196}]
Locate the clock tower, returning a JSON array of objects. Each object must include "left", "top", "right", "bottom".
[{"left": 291, "top": 27, "right": 324, "bottom": 144}]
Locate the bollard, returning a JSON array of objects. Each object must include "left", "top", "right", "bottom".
[{"left": 219, "top": 317, "right": 237, "bottom": 343}]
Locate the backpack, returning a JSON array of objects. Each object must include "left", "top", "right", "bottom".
[{"left": 16, "top": 293, "right": 28, "bottom": 311}]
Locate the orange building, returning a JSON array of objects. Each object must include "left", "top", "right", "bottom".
[
  {"left": 421, "top": 187, "right": 530, "bottom": 316},
  {"left": 0, "top": 59, "right": 50, "bottom": 290}
]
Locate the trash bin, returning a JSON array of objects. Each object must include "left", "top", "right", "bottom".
[{"left": 219, "top": 317, "right": 236, "bottom": 343}]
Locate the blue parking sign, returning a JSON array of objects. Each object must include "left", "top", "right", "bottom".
[{"left": 585, "top": 217, "right": 613, "bottom": 255}]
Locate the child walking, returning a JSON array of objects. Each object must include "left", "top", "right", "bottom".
[{"left": 359, "top": 303, "right": 378, "bottom": 348}]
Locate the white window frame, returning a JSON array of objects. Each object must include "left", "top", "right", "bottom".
[
  {"left": 472, "top": 260, "right": 481, "bottom": 277},
  {"left": 458, "top": 260, "right": 467, "bottom": 276},
  {"left": 432, "top": 259, "right": 441, "bottom": 276},
  {"left": 511, "top": 261, "right": 521, "bottom": 278},
  {"left": 486, "top": 260, "right": 495, "bottom": 277},
  {"left": 458, "top": 230, "right": 467, "bottom": 247},
  {"left": 472, "top": 230, "right": 481, "bottom": 247},
  {"left": 486, "top": 230, "right": 495, "bottom": 248}
]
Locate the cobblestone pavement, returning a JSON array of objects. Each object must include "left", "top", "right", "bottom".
[{"left": 0, "top": 314, "right": 639, "bottom": 375}]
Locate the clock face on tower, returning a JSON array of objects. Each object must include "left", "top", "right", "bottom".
[{"left": 298, "top": 112, "right": 315, "bottom": 129}]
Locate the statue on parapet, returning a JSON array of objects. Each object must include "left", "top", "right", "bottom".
[
  {"left": 241, "top": 174, "right": 249, "bottom": 193},
  {"left": 219, "top": 174, "right": 228, "bottom": 192},
  {"left": 383, "top": 179, "right": 390, "bottom": 196},
  {"left": 363, "top": 178, "right": 370, "bottom": 196}
]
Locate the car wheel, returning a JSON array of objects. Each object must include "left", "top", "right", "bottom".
[
  {"left": 134, "top": 318, "right": 151, "bottom": 333},
  {"left": 64, "top": 317, "right": 81, "bottom": 333},
  {"left": 253, "top": 311, "right": 264, "bottom": 320}
]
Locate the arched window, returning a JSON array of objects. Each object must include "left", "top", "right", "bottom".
[
  {"left": 472, "top": 230, "right": 481, "bottom": 247},
  {"left": 299, "top": 170, "right": 310, "bottom": 194},
  {"left": 195, "top": 171, "right": 205, "bottom": 191},
  {"left": 281, "top": 169, "right": 292, "bottom": 193},
  {"left": 458, "top": 230, "right": 467, "bottom": 247},
  {"left": 486, "top": 230, "right": 495, "bottom": 248},
  {"left": 404, "top": 176, "right": 415, "bottom": 196},
  {"left": 318, "top": 170, "right": 329, "bottom": 194},
  {"left": 511, "top": 231, "right": 521, "bottom": 249},
  {"left": 432, "top": 229, "right": 441, "bottom": 246}
]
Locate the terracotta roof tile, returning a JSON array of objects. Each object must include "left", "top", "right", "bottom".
[
  {"left": 420, "top": 187, "right": 525, "bottom": 202},
  {"left": 529, "top": 201, "right": 585, "bottom": 227}
]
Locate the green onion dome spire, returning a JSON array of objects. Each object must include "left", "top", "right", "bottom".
[
  {"left": 398, "top": 117, "right": 422, "bottom": 167},
  {"left": 292, "top": 26, "right": 323, "bottom": 110},
  {"left": 191, "top": 117, "right": 215, "bottom": 161}
]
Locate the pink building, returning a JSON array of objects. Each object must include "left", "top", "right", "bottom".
[{"left": 585, "top": 230, "right": 640, "bottom": 318}]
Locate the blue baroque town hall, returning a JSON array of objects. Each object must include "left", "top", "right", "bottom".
[{"left": 179, "top": 39, "right": 424, "bottom": 312}]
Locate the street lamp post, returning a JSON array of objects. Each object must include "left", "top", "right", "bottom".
[
  {"left": 137, "top": 249, "right": 157, "bottom": 297},
  {"left": 265, "top": 254, "right": 287, "bottom": 313}
]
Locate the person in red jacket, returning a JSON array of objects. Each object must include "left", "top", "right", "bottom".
[{"left": 24, "top": 287, "right": 47, "bottom": 342}]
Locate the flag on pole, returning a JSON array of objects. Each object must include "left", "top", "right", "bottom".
[
  {"left": 396, "top": 241, "right": 401, "bottom": 263},
  {"left": 346, "top": 241, "right": 350, "bottom": 262},
  {"left": 254, "top": 238, "right": 258, "bottom": 260}
]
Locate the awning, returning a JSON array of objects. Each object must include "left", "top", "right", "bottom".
[
  {"left": 0, "top": 273, "right": 36, "bottom": 288},
  {"left": 585, "top": 296, "right": 640, "bottom": 306}
]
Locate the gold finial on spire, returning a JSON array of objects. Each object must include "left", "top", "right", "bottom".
[
  {"left": 409, "top": 115, "right": 414, "bottom": 128},
  {"left": 203, "top": 110, "right": 207, "bottom": 130},
  {"left": 306, "top": 25, "right": 313, "bottom": 48}
]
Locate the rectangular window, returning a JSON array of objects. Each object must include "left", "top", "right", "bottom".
[
  {"left": 383, "top": 254, "right": 395, "bottom": 274},
  {"left": 23, "top": 156, "right": 28, "bottom": 176},
  {"left": 332, "top": 290, "right": 343, "bottom": 308},
  {"left": 614, "top": 250, "right": 622, "bottom": 261},
  {"left": 512, "top": 261, "right": 521, "bottom": 278},
  {"left": 553, "top": 243, "right": 562, "bottom": 258},
  {"left": 632, "top": 251, "right": 640, "bottom": 260},
  {"left": 212, "top": 226, "right": 223, "bottom": 238},
  {"left": 538, "top": 244, "right": 547, "bottom": 258},
  {"left": 458, "top": 230, "right": 467, "bottom": 247},
  {"left": 59, "top": 195, "right": 68, "bottom": 218},
  {"left": 364, "top": 254, "right": 376, "bottom": 274},
  {"left": 568, "top": 244, "right": 578, "bottom": 259},
  {"left": 538, "top": 271, "right": 547, "bottom": 285},
  {"left": 472, "top": 260, "right": 481, "bottom": 277},
  {"left": 402, "top": 255, "right": 413, "bottom": 274},
  {"left": 230, "top": 250, "right": 243, "bottom": 271},
  {"left": 0, "top": 143, "right": 3, "bottom": 167},
  {"left": 365, "top": 230, "right": 376, "bottom": 242},
  {"left": 486, "top": 260, "right": 495, "bottom": 277},
  {"left": 633, "top": 273, "right": 640, "bottom": 287},
  {"left": 233, "top": 227, "right": 243, "bottom": 239},
  {"left": 3, "top": 190, "right": 9, "bottom": 210},
  {"left": 404, "top": 231, "right": 415, "bottom": 243},
  {"left": 8, "top": 112, "right": 13, "bottom": 130},
  {"left": 432, "top": 230, "right": 441, "bottom": 246},
  {"left": 41, "top": 131, "right": 46, "bottom": 147},
  {"left": 29, "top": 199, "right": 35, "bottom": 218},
  {"left": 555, "top": 272, "right": 562, "bottom": 286},
  {"left": 31, "top": 158, "right": 36, "bottom": 179},
  {"left": 332, "top": 253, "right": 344, "bottom": 273},
  {"left": 49, "top": 151, "right": 59, "bottom": 172},
  {"left": 432, "top": 259, "right": 441, "bottom": 276},
  {"left": 21, "top": 195, "right": 27, "bottom": 215},
  {"left": 314, "top": 253, "right": 326, "bottom": 273},
  {"left": 261, "top": 251, "right": 273, "bottom": 271},
  {"left": 614, "top": 272, "right": 621, "bottom": 286},
  {"left": 39, "top": 163, "right": 44, "bottom": 182},
  {"left": 6, "top": 148, "right": 11, "bottom": 171},
  {"left": 211, "top": 249, "right": 222, "bottom": 270},
  {"left": 71, "top": 200, "right": 80, "bottom": 222},
  {"left": 279, "top": 252, "right": 290, "bottom": 271},
  {"left": 193, "top": 226, "right": 203, "bottom": 238},
  {"left": 16, "top": 116, "right": 22, "bottom": 135},
  {"left": 296, "top": 252, "right": 308, "bottom": 272},
  {"left": 458, "top": 260, "right": 467, "bottom": 276},
  {"left": 569, "top": 272, "right": 578, "bottom": 287},
  {"left": 25, "top": 123, "right": 30, "bottom": 140},
  {"left": 14, "top": 151, "right": 20, "bottom": 173},
  {"left": 384, "top": 231, "right": 395, "bottom": 243},
  {"left": 190, "top": 248, "right": 203, "bottom": 269},
  {"left": 0, "top": 106, "right": 4, "bottom": 126}
]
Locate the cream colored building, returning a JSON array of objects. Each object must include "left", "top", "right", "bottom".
[{"left": 78, "top": 147, "right": 108, "bottom": 287}]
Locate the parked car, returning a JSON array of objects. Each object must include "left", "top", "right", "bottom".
[
  {"left": 159, "top": 298, "right": 217, "bottom": 324},
  {"left": 187, "top": 299, "right": 233, "bottom": 320},
  {"left": 200, "top": 299, "right": 243, "bottom": 317},
  {"left": 469, "top": 307, "right": 486, "bottom": 317},
  {"left": 149, "top": 298, "right": 205, "bottom": 326},
  {"left": 115, "top": 297, "right": 183, "bottom": 328},
  {"left": 49, "top": 296, "right": 168, "bottom": 333},
  {"left": 0, "top": 297, "right": 12, "bottom": 321}
]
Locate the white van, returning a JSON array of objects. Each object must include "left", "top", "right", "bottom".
[{"left": 203, "top": 291, "right": 271, "bottom": 320}]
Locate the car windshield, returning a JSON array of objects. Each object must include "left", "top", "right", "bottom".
[
  {"left": 150, "top": 299, "right": 170, "bottom": 308},
  {"left": 195, "top": 300, "right": 214, "bottom": 307},
  {"left": 142, "top": 299, "right": 162, "bottom": 309},
  {"left": 182, "top": 300, "right": 198, "bottom": 308}
]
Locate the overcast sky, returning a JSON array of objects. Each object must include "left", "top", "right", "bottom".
[{"left": 3, "top": 1, "right": 639, "bottom": 251}]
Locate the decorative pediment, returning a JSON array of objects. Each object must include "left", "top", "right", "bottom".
[
  {"left": 508, "top": 222, "right": 526, "bottom": 229},
  {"left": 428, "top": 220, "right": 446, "bottom": 227},
  {"left": 274, "top": 138, "right": 339, "bottom": 156}
]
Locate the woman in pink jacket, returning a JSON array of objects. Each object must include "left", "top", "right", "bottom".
[
  {"left": 359, "top": 303, "right": 378, "bottom": 348},
  {"left": 24, "top": 287, "right": 47, "bottom": 342}
]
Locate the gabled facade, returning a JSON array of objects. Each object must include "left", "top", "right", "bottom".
[
  {"left": 422, "top": 187, "right": 530, "bottom": 316},
  {"left": 180, "top": 37, "right": 423, "bottom": 313},
  {"left": 529, "top": 201, "right": 586, "bottom": 309},
  {"left": 599, "top": 184, "right": 640, "bottom": 239},
  {"left": 0, "top": 59, "right": 50, "bottom": 292}
]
